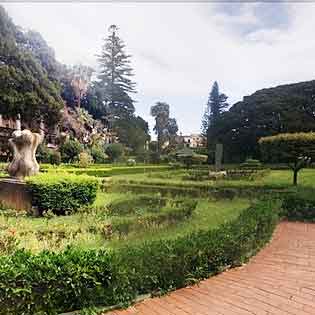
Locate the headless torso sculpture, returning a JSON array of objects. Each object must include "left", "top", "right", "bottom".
[{"left": 7, "top": 130, "right": 43, "bottom": 179}]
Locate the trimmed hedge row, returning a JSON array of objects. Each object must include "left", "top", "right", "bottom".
[
  {"left": 26, "top": 174, "right": 99, "bottom": 215},
  {"left": 0, "top": 199, "right": 280, "bottom": 315},
  {"left": 281, "top": 189, "right": 315, "bottom": 221},
  {"left": 48, "top": 166, "right": 171, "bottom": 178},
  {"left": 104, "top": 182, "right": 290, "bottom": 199}
]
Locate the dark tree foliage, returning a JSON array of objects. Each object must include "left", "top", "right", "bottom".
[
  {"left": 97, "top": 24, "right": 136, "bottom": 119},
  {"left": 0, "top": 6, "right": 63, "bottom": 127},
  {"left": 215, "top": 80, "right": 315, "bottom": 163},
  {"left": 201, "top": 81, "right": 228, "bottom": 137},
  {"left": 113, "top": 115, "right": 150, "bottom": 154},
  {"left": 151, "top": 102, "right": 178, "bottom": 151},
  {"left": 201, "top": 81, "right": 228, "bottom": 163}
]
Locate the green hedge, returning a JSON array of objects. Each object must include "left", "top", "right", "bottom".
[
  {"left": 26, "top": 174, "right": 99, "bottom": 215},
  {"left": 51, "top": 165, "right": 171, "bottom": 177},
  {"left": 0, "top": 199, "right": 279, "bottom": 314},
  {"left": 281, "top": 189, "right": 315, "bottom": 221}
]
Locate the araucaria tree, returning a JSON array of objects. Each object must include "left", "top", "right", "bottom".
[
  {"left": 202, "top": 81, "right": 228, "bottom": 161},
  {"left": 150, "top": 102, "right": 178, "bottom": 152},
  {"left": 97, "top": 24, "right": 136, "bottom": 119},
  {"left": 259, "top": 132, "right": 315, "bottom": 185}
]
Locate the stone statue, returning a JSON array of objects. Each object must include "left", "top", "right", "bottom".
[{"left": 7, "top": 129, "right": 43, "bottom": 179}]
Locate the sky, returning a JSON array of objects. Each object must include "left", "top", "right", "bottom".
[{"left": 2, "top": 2, "right": 315, "bottom": 136}]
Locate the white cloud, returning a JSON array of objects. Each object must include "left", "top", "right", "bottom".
[{"left": 2, "top": 2, "right": 315, "bottom": 135}]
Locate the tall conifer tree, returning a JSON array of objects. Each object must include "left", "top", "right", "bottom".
[
  {"left": 97, "top": 25, "right": 136, "bottom": 120},
  {"left": 201, "top": 81, "right": 228, "bottom": 161}
]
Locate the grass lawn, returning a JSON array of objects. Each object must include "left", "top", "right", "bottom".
[{"left": 0, "top": 192, "right": 249, "bottom": 253}]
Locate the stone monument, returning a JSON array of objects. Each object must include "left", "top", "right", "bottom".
[
  {"left": 215, "top": 143, "right": 223, "bottom": 172},
  {"left": 0, "top": 129, "right": 43, "bottom": 211},
  {"left": 7, "top": 129, "right": 43, "bottom": 179}
]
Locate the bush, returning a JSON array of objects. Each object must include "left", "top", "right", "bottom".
[
  {"left": 90, "top": 145, "right": 108, "bottom": 164},
  {"left": 60, "top": 139, "right": 83, "bottom": 163},
  {"left": 240, "top": 159, "right": 263, "bottom": 170},
  {"left": 281, "top": 189, "right": 315, "bottom": 221},
  {"left": 226, "top": 169, "right": 270, "bottom": 181},
  {"left": 36, "top": 143, "right": 50, "bottom": 163},
  {"left": 26, "top": 173, "right": 99, "bottom": 215},
  {"left": 79, "top": 152, "right": 94, "bottom": 168},
  {"left": 37, "top": 145, "right": 61, "bottom": 166},
  {"left": 105, "top": 144, "right": 125, "bottom": 162},
  {"left": 49, "top": 150, "right": 61, "bottom": 166},
  {"left": 0, "top": 199, "right": 279, "bottom": 314}
]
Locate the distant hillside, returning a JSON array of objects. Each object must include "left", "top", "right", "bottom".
[{"left": 215, "top": 80, "right": 315, "bottom": 162}]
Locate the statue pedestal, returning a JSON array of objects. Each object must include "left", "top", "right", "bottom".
[{"left": 0, "top": 178, "right": 32, "bottom": 211}]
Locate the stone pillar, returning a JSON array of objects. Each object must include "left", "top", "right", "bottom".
[
  {"left": 16, "top": 114, "right": 21, "bottom": 131},
  {"left": 215, "top": 143, "right": 223, "bottom": 171}
]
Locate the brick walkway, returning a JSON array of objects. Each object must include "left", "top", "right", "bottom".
[{"left": 106, "top": 222, "right": 315, "bottom": 315}]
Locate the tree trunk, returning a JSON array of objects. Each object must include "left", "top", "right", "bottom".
[{"left": 293, "top": 169, "right": 298, "bottom": 186}]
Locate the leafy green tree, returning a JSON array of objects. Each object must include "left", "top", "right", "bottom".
[
  {"left": 259, "top": 132, "right": 315, "bottom": 185},
  {"left": 150, "top": 102, "right": 178, "bottom": 151},
  {"left": 90, "top": 145, "right": 108, "bottom": 164},
  {"left": 18, "top": 30, "right": 62, "bottom": 82},
  {"left": 114, "top": 116, "right": 150, "bottom": 154},
  {"left": 60, "top": 139, "right": 83, "bottom": 163},
  {"left": 97, "top": 24, "right": 136, "bottom": 119},
  {"left": 105, "top": 143, "right": 125, "bottom": 162},
  {"left": 0, "top": 6, "right": 63, "bottom": 127},
  {"left": 217, "top": 80, "right": 315, "bottom": 163}
]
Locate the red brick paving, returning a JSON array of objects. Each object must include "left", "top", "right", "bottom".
[{"left": 105, "top": 222, "right": 315, "bottom": 315}]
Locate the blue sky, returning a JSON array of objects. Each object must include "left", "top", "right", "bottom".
[{"left": 2, "top": 3, "right": 315, "bottom": 136}]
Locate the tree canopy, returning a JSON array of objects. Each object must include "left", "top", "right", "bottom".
[
  {"left": 259, "top": 132, "right": 315, "bottom": 185},
  {"left": 97, "top": 24, "right": 136, "bottom": 119},
  {"left": 151, "top": 102, "right": 178, "bottom": 151},
  {"left": 213, "top": 80, "right": 315, "bottom": 163},
  {"left": 0, "top": 6, "right": 63, "bottom": 128}
]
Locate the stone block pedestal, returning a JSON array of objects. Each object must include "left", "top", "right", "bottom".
[{"left": 0, "top": 178, "right": 32, "bottom": 211}]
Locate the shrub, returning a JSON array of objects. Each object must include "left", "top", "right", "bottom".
[
  {"left": 281, "top": 189, "right": 315, "bottom": 221},
  {"left": 240, "top": 158, "right": 262, "bottom": 170},
  {"left": 79, "top": 151, "right": 94, "bottom": 168},
  {"left": 226, "top": 169, "right": 270, "bottom": 181},
  {"left": 105, "top": 144, "right": 125, "bottom": 162},
  {"left": 36, "top": 143, "right": 50, "bottom": 163},
  {"left": 37, "top": 145, "right": 61, "bottom": 166},
  {"left": 0, "top": 231, "right": 19, "bottom": 255},
  {"left": 0, "top": 199, "right": 279, "bottom": 314},
  {"left": 49, "top": 150, "right": 61, "bottom": 166},
  {"left": 183, "top": 169, "right": 209, "bottom": 181},
  {"left": 60, "top": 139, "right": 83, "bottom": 163},
  {"left": 90, "top": 145, "right": 108, "bottom": 164},
  {"left": 26, "top": 173, "right": 99, "bottom": 215}
]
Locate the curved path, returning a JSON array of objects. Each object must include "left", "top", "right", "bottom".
[{"left": 106, "top": 222, "right": 315, "bottom": 315}]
